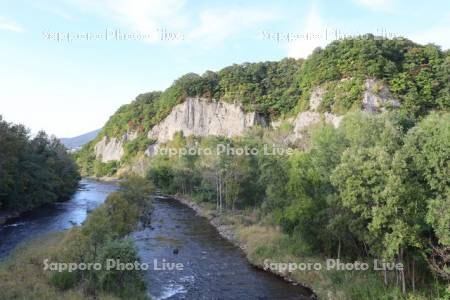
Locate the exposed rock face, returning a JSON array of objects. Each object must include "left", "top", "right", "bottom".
[
  {"left": 94, "top": 98, "right": 267, "bottom": 161},
  {"left": 94, "top": 137, "right": 124, "bottom": 162},
  {"left": 270, "top": 117, "right": 295, "bottom": 129},
  {"left": 299, "top": 85, "right": 342, "bottom": 132},
  {"left": 94, "top": 131, "right": 137, "bottom": 162},
  {"left": 363, "top": 78, "right": 400, "bottom": 112},
  {"left": 94, "top": 79, "right": 400, "bottom": 162},
  {"left": 147, "top": 97, "right": 267, "bottom": 143},
  {"left": 289, "top": 111, "right": 343, "bottom": 141},
  {"left": 285, "top": 78, "right": 400, "bottom": 141},
  {"left": 324, "top": 112, "right": 343, "bottom": 128},
  {"left": 309, "top": 87, "right": 325, "bottom": 111},
  {"left": 278, "top": 86, "right": 342, "bottom": 141}
]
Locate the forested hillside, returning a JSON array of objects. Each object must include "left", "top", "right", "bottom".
[
  {"left": 296, "top": 36, "right": 449, "bottom": 116},
  {"left": 76, "top": 35, "right": 449, "bottom": 176},
  {"left": 72, "top": 35, "right": 450, "bottom": 298},
  {"left": 0, "top": 116, "right": 80, "bottom": 214}
]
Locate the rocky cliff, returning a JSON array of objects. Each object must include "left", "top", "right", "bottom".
[
  {"left": 93, "top": 79, "right": 399, "bottom": 162},
  {"left": 94, "top": 98, "right": 267, "bottom": 161},
  {"left": 148, "top": 97, "right": 267, "bottom": 143},
  {"left": 287, "top": 85, "right": 343, "bottom": 140},
  {"left": 75, "top": 37, "right": 449, "bottom": 180},
  {"left": 94, "top": 131, "right": 138, "bottom": 162},
  {"left": 273, "top": 78, "right": 400, "bottom": 141}
]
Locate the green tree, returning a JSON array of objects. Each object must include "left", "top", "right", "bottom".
[{"left": 0, "top": 116, "right": 79, "bottom": 213}]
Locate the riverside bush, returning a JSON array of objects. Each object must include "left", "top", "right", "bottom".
[{"left": 48, "top": 177, "right": 154, "bottom": 299}]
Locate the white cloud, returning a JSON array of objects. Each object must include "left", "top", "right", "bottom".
[
  {"left": 188, "top": 8, "right": 277, "bottom": 47},
  {"left": 410, "top": 24, "right": 450, "bottom": 49},
  {"left": 0, "top": 17, "right": 24, "bottom": 32},
  {"left": 70, "top": 0, "right": 188, "bottom": 42},
  {"left": 108, "top": 0, "right": 187, "bottom": 34},
  {"left": 41, "top": 6, "right": 74, "bottom": 20},
  {"left": 68, "top": 0, "right": 278, "bottom": 46},
  {"left": 352, "top": 0, "right": 393, "bottom": 11},
  {"left": 287, "top": 5, "right": 329, "bottom": 59}
]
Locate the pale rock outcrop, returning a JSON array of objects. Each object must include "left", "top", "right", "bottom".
[
  {"left": 309, "top": 87, "right": 325, "bottom": 111},
  {"left": 324, "top": 112, "right": 343, "bottom": 128},
  {"left": 285, "top": 87, "right": 342, "bottom": 141},
  {"left": 147, "top": 98, "right": 267, "bottom": 143},
  {"left": 95, "top": 78, "right": 400, "bottom": 162},
  {"left": 363, "top": 78, "right": 400, "bottom": 112},
  {"left": 94, "top": 131, "right": 137, "bottom": 162},
  {"left": 292, "top": 111, "right": 323, "bottom": 132},
  {"left": 95, "top": 98, "right": 267, "bottom": 161},
  {"left": 271, "top": 117, "right": 295, "bottom": 129},
  {"left": 289, "top": 111, "right": 343, "bottom": 141},
  {"left": 94, "top": 137, "right": 124, "bottom": 162},
  {"left": 286, "top": 78, "right": 399, "bottom": 141}
]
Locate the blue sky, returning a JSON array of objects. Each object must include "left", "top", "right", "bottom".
[{"left": 1, "top": 0, "right": 449, "bottom": 137}]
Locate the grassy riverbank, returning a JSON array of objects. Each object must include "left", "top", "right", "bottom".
[
  {"left": 0, "top": 177, "right": 153, "bottom": 300},
  {"left": 173, "top": 194, "right": 449, "bottom": 300},
  {"left": 0, "top": 233, "right": 121, "bottom": 300}
]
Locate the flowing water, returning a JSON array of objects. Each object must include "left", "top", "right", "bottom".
[
  {"left": 133, "top": 197, "right": 312, "bottom": 299},
  {"left": 0, "top": 179, "right": 312, "bottom": 299},
  {"left": 0, "top": 179, "right": 118, "bottom": 259}
]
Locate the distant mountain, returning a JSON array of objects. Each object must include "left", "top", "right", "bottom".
[{"left": 60, "top": 129, "right": 101, "bottom": 150}]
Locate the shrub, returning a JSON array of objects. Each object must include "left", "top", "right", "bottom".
[{"left": 49, "top": 270, "right": 79, "bottom": 291}]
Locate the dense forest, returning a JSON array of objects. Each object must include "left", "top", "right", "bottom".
[{"left": 0, "top": 116, "right": 80, "bottom": 214}]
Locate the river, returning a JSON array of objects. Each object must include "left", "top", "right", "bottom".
[
  {"left": 0, "top": 179, "right": 311, "bottom": 299},
  {"left": 0, "top": 179, "right": 118, "bottom": 259}
]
